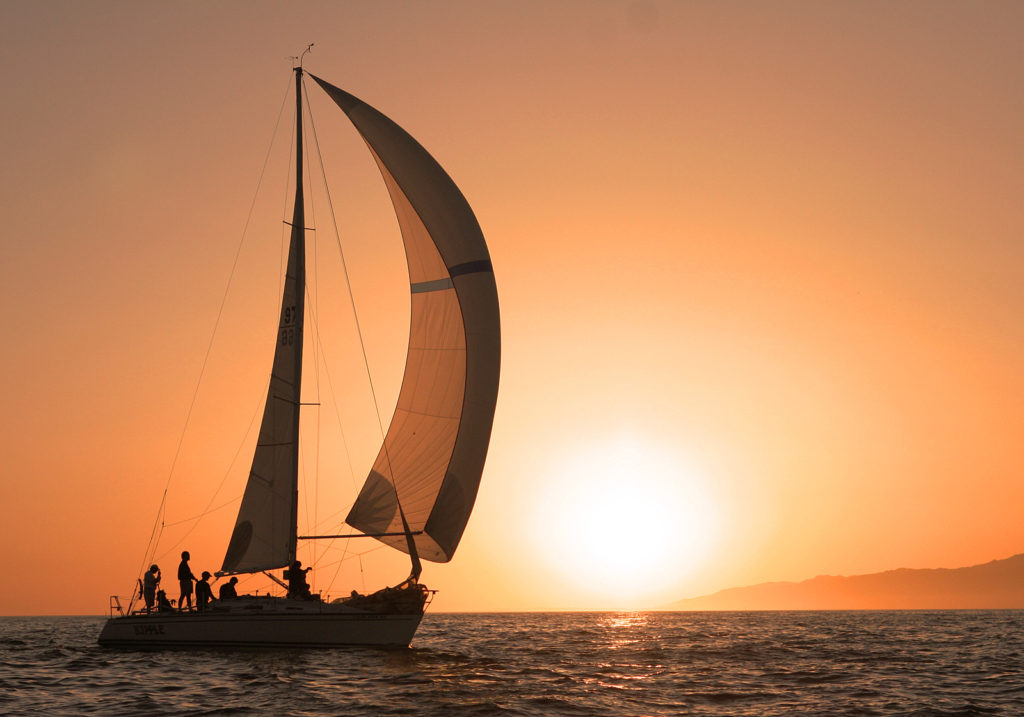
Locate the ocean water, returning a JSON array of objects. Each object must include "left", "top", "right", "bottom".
[{"left": 1, "top": 611, "right": 1022, "bottom": 716}]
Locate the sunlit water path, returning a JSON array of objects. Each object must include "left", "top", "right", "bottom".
[{"left": 2, "top": 611, "right": 1021, "bottom": 715}]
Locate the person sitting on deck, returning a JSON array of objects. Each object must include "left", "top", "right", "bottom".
[
  {"left": 285, "top": 560, "right": 312, "bottom": 599},
  {"left": 156, "top": 590, "right": 174, "bottom": 613},
  {"left": 219, "top": 576, "right": 239, "bottom": 600},
  {"left": 142, "top": 564, "right": 161, "bottom": 613},
  {"left": 195, "top": 571, "right": 214, "bottom": 611}
]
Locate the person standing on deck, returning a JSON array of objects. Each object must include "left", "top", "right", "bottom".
[
  {"left": 177, "top": 551, "right": 197, "bottom": 611},
  {"left": 287, "top": 560, "right": 312, "bottom": 599},
  {"left": 142, "top": 564, "right": 160, "bottom": 613}
]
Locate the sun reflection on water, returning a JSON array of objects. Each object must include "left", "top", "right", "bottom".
[
  {"left": 589, "top": 612, "right": 670, "bottom": 694},
  {"left": 600, "top": 612, "right": 649, "bottom": 651},
  {"left": 601, "top": 611, "right": 649, "bottom": 631}
]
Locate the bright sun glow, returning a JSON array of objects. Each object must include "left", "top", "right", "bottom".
[{"left": 533, "top": 436, "right": 721, "bottom": 607}]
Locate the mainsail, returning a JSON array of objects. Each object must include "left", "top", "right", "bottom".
[
  {"left": 221, "top": 69, "right": 306, "bottom": 574},
  {"left": 312, "top": 75, "right": 500, "bottom": 564}
]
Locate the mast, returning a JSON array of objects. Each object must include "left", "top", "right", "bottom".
[{"left": 287, "top": 65, "right": 305, "bottom": 567}]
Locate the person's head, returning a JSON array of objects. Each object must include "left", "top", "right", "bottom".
[
  {"left": 201, "top": 571, "right": 211, "bottom": 581},
  {"left": 149, "top": 564, "right": 159, "bottom": 573},
  {"left": 181, "top": 551, "right": 190, "bottom": 560},
  {"left": 229, "top": 577, "right": 238, "bottom": 585},
  {"left": 292, "top": 560, "right": 302, "bottom": 568}
]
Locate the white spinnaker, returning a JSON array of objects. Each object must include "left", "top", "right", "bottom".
[{"left": 312, "top": 75, "right": 500, "bottom": 563}]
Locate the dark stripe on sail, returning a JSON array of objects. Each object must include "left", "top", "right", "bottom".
[
  {"left": 449, "top": 259, "right": 493, "bottom": 277},
  {"left": 411, "top": 260, "right": 492, "bottom": 293}
]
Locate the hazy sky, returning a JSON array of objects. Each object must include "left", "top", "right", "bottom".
[{"left": 2, "top": 1, "right": 1022, "bottom": 615}]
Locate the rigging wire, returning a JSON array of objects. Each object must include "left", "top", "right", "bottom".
[
  {"left": 302, "top": 75, "right": 409, "bottom": 528},
  {"left": 160, "top": 494, "right": 243, "bottom": 528},
  {"left": 302, "top": 76, "right": 392, "bottom": 447},
  {"left": 159, "top": 81, "right": 300, "bottom": 571},
  {"left": 128, "top": 491, "right": 166, "bottom": 613},
  {"left": 309, "top": 101, "right": 323, "bottom": 580},
  {"left": 299, "top": 75, "right": 363, "bottom": 591},
  {"left": 154, "top": 390, "right": 262, "bottom": 564},
  {"left": 131, "top": 73, "right": 294, "bottom": 600},
  {"left": 302, "top": 74, "right": 417, "bottom": 594},
  {"left": 299, "top": 263, "right": 359, "bottom": 502},
  {"left": 296, "top": 276, "right": 361, "bottom": 524},
  {"left": 294, "top": 84, "right": 324, "bottom": 581},
  {"left": 298, "top": 79, "right": 360, "bottom": 494},
  {"left": 310, "top": 112, "right": 324, "bottom": 577}
]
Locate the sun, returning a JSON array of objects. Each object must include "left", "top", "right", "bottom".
[{"left": 531, "top": 435, "right": 721, "bottom": 607}]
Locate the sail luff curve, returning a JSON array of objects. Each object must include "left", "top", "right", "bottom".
[{"left": 311, "top": 74, "right": 500, "bottom": 563}]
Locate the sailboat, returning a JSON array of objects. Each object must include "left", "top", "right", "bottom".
[{"left": 98, "top": 61, "right": 500, "bottom": 648}]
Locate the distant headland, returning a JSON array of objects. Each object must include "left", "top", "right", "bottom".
[{"left": 665, "top": 553, "right": 1024, "bottom": 610}]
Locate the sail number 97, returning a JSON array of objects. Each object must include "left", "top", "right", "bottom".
[{"left": 280, "top": 305, "right": 298, "bottom": 346}]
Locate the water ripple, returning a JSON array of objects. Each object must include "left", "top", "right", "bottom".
[{"left": 2, "top": 612, "right": 1023, "bottom": 715}]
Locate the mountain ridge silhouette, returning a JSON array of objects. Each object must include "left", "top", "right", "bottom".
[{"left": 665, "top": 553, "right": 1024, "bottom": 610}]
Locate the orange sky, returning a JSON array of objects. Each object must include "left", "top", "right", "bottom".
[{"left": 2, "top": 1, "right": 1022, "bottom": 615}]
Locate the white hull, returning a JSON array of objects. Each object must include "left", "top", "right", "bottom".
[{"left": 98, "top": 598, "right": 423, "bottom": 649}]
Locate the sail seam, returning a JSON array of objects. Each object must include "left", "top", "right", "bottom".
[
  {"left": 249, "top": 472, "right": 273, "bottom": 486},
  {"left": 449, "top": 260, "right": 493, "bottom": 277}
]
